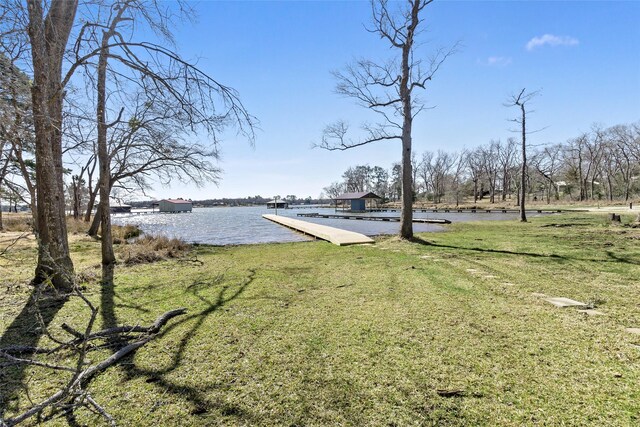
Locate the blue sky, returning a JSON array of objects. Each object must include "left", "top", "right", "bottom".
[{"left": 155, "top": 0, "right": 640, "bottom": 200}]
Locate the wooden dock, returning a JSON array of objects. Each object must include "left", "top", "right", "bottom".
[
  {"left": 297, "top": 213, "right": 451, "bottom": 224},
  {"left": 369, "top": 208, "right": 582, "bottom": 214},
  {"left": 262, "top": 214, "right": 374, "bottom": 246}
]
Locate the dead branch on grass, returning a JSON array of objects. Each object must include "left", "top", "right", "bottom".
[
  {"left": 0, "top": 232, "right": 31, "bottom": 258},
  {"left": 0, "top": 283, "right": 186, "bottom": 426}
]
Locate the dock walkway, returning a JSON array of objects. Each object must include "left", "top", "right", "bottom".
[
  {"left": 370, "top": 208, "right": 585, "bottom": 214},
  {"left": 263, "top": 214, "right": 374, "bottom": 246},
  {"left": 297, "top": 213, "right": 451, "bottom": 224}
]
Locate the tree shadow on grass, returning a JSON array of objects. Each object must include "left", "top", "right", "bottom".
[
  {"left": 409, "top": 236, "right": 640, "bottom": 266},
  {"left": 94, "top": 269, "right": 257, "bottom": 422},
  {"left": 0, "top": 289, "right": 67, "bottom": 418},
  {"left": 100, "top": 276, "right": 118, "bottom": 331},
  {"left": 409, "top": 236, "right": 567, "bottom": 259},
  {"left": 604, "top": 250, "right": 640, "bottom": 266}
]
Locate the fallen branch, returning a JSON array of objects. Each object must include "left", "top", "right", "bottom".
[
  {"left": 0, "top": 232, "right": 31, "bottom": 258},
  {"left": 0, "top": 303, "right": 186, "bottom": 426}
]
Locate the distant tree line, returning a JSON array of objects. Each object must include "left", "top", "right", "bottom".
[
  {"left": 324, "top": 121, "right": 640, "bottom": 205},
  {"left": 125, "top": 195, "right": 323, "bottom": 208}
]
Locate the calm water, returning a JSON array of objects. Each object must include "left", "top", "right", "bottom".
[{"left": 111, "top": 206, "right": 531, "bottom": 245}]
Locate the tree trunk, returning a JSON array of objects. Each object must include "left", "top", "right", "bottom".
[
  {"left": 88, "top": 206, "right": 101, "bottom": 237},
  {"left": 71, "top": 177, "right": 80, "bottom": 220},
  {"left": 400, "top": 127, "right": 413, "bottom": 239},
  {"left": 96, "top": 26, "right": 117, "bottom": 284},
  {"left": 607, "top": 175, "right": 614, "bottom": 202},
  {"left": 27, "top": 0, "right": 78, "bottom": 290},
  {"left": 84, "top": 182, "right": 98, "bottom": 222},
  {"left": 501, "top": 172, "right": 507, "bottom": 202},
  {"left": 473, "top": 178, "right": 478, "bottom": 203},
  {"left": 519, "top": 103, "right": 527, "bottom": 222},
  {"left": 398, "top": 0, "right": 421, "bottom": 240},
  {"left": 489, "top": 173, "right": 496, "bottom": 203}
]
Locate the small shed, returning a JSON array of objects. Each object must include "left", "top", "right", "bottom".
[
  {"left": 267, "top": 199, "right": 288, "bottom": 209},
  {"left": 334, "top": 192, "right": 382, "bottom": 212},
  {"left": 110, "top": 204, "right": 132, "bottom": 214},
  {"left": 159, "top": 199, "right": 192, "bottom": 213}
]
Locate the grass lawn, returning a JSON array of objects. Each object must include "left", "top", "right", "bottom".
[{"left": 1, "top": 212, "right": 639, "bottom": 426}]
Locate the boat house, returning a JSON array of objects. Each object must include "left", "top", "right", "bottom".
[
  {"left": 267, "top": 199, "right": 288, "bottom": 209},
  {"left": 159, "top": 199, "right": 193, "bottom": 213},
  {"left": 334, "top": 192, "right": 382, "bottom": 212}
]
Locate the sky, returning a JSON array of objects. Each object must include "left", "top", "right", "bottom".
[{"left": 151, "top": 0, "right": 640, "bottom": 200}]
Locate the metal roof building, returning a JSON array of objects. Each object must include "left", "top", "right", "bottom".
[
  {"left": 266, "top": 199, "right": 289, "bottom": 209},
  {"left": 159, "top": 199, "right": 193, "bottom": 213},
  {"left": 334, "top": 192, "right": 381, "bottom": 212}
]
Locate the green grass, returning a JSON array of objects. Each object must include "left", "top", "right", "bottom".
[{"left": 1, "top": 213, "right": 639, "bottom": 426}]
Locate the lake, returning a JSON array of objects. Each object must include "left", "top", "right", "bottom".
[{"left": 111, "top": 206, "right": 529, "bottom": 245}]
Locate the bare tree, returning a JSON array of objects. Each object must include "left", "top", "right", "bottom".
[
  {"left": 479, "top": 141, "right": 500, "bottom": 203},
  {"left": 24, "top": 0, "right": 79, "bottom": 289},
  {"left": 498, "top": 137, "right": 518, "bottom": 202},
  {"left": 608, "top": 124, "right": 638, "bottom": 201},
  {"left": 466, "top": 148, "right": 483, "bottom": 203},
  {"left": 506, "top": 88, "right": 539, "bottom": 222},
  {"left": 449, "top": 150, "right": 466, "bottom": 206},
  {"left": 342, "top": 165, "right": 372, "bottom": 193},
  {"left": 419, "top": 150, "right": 454, "bottom": 204},
  {"left": 531, "top": 144, "right": 563, "bottom": 203},
  {"left": 318, "top": 0, "right": 455, "bottom": 239},
  {"left": 418, "top": 151, "right": 433, "bottom": 199},
  {"left": 67, "top": 0, "right": 254, "bottom": 283}
]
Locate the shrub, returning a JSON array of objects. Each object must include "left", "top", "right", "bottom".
[
  {"left": 112, "top": 224, "right": 142, "bottom": 242},
  {"left": 1, "top": 215, "right": 32, "bottom": 232},
  {"left": 119, "top": 234, "right": 190, "bottom": 265},
  {"left": 67, "top": 218, "right": 90, "bottom": 235}
]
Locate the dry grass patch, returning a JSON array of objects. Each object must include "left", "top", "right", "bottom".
[
  {"left": 119, "top": 234, "right": 190, "bottom": 265},
  {"left": 0, "top": 214, "right": 32, "bottom": 232}
]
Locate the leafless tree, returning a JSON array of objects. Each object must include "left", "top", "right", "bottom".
[
  {"left": 466, "top": 147, "right": 483, "bottom": 203},
  {"left": 478, "top": 141, "right": 501, "bottom": 203},
  {"left": 317, "top": 0, "right": 456, "bottom": 239},
  {"left": 418, "top": 151, "right": 433, "bottom": 198},
  {"left": 531, "top": 144, "right": 563, "bottom": 203},
  {"left": 506, "top": 88, "right": 540, "bottom": 222},
  {"left": 419, "top": 150, "right": 455, "bottom": 204},
  {"left": 498, "top": 137, "right": 518, "bottom": 202},
  {"left": 608, "top": 124, "right": 638, "bottom": 201},
  {"left": 449, "top": 150, "right": 466, "bottom": 207},
  {"left": 61, "top": 0, "right": 255, "bottom": 284}
]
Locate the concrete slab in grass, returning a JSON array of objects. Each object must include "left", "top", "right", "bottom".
[
  {"left": 625, "top": 328, "right": 640, "bottom": 335},
  {"left": 544, "top": 297, "right": 587, "bottom": 308}
]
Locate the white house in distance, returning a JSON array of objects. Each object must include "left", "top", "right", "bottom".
[{"left": 159, "top": 199, "right": 193, "bottom": 213}]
